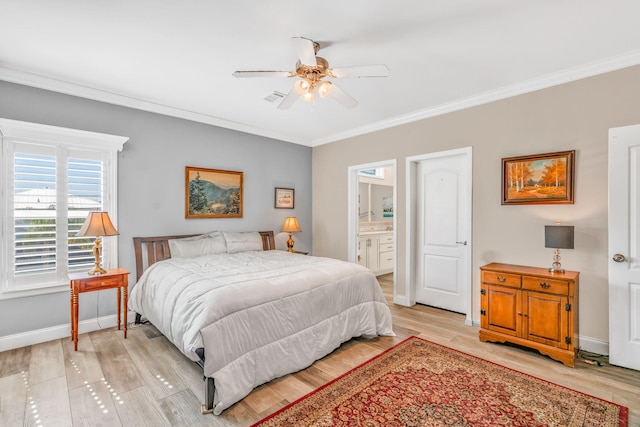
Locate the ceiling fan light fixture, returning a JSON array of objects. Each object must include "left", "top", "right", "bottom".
[
  {"left": 295, "top": 78, "right": 312, "bottom": 95},
  {"left": 302, "top": 89, "right": 315, "bottom": 103},
  {"left": 234, "top": 37, "right": 389, "bottom": 110},
  {"left": 317, "top": 80, "right": 333, "bottom": 98}
]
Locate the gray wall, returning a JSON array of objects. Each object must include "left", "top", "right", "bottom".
[
  {"left": 312, "top": 64, "right": 640, "bottom": 349},
  {"left": 0, "top": 81, "right": 311, "bottom": 337}
]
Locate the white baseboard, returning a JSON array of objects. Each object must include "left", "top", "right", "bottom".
[
  {"left": 393, "top": 294, "right": 411, "bottom": 306},
  {"left": 1, "top": 311, "right": 610, "bottom": 357},
  {"left": 578, "top": 334, "right": 609, "bottom": 356},
  {"left": 0, "top": 311, "right": 137, "bottom": 352}
]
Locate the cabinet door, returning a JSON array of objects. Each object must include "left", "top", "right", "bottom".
[
  {"left": 357, "top": 238, "right": 367, "bottom": 267},
  {"left": 367, "top": 236, "right": 379, "bottom": 272},
  {"left": 483, "top": 284, "right": 521, "bottom": 337},
  {"left": 523, "top": 291, "right": 569, "bottom": 349}
]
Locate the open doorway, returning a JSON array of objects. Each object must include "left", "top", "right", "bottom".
[{"left": 348, "top": 160, "right": 396, "bottom": 288}]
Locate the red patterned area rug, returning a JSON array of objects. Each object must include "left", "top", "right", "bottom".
[{"left": 252, "top": 336, "right": 627, "bottom": 427}]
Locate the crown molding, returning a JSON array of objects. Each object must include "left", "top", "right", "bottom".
[
  {"left": 310, "top": 49, "right": 640, "bottom": 147},
  {"left": 0, "top": 66, "right": 310, "bottom": 146},
  {"left": 2, "top": 49, "right": 640, "bottom": 149}
]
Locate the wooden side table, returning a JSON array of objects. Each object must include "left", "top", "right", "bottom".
[{"left": 69, "top": 268, "right": 130, "bottom": 351}]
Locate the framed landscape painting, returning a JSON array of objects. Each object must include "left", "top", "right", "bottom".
[
  {"left": 185, "top": 166, "right": 243, "bottom": 218},
  {"left": 502, "top": 150, "right": 575, "bottom": 205}
]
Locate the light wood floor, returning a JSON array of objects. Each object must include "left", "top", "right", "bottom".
[{"left": 1, "top": 274, "right": 638, "bottom": 426}]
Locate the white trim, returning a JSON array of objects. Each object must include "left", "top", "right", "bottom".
[
  {"left": 312, "top": 50, "right": 640, "bottom": 146},
  {"left": 0, "top": 118, "right": 128, "bottom": 151},
  {"left": 0, "top": 118, "right": 128, "bottom": 298},
  {"left": 0, "top": 311, "right": 137, "bottom": 352},
  {"left": 405, "top": 147, "right": 473, "bottom": 325},
  {"left": 347, "top": 159, "right": 397, "bottom": 297},
  {"left": 0, "top": 283, "right": 68, "bottom": 300},
  {"left": 579, "top": 335, "right": 609, "bottom": 356},
  {"left": 393, "top": 293, "right": 410, "bottom": 306},
  {"left": 3, "top": 50, "right": 640, "bottom": 148},
  {"left": 0, "top": 67, "right": 309, "bottom": 147}
]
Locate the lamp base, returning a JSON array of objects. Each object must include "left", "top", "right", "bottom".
[
  {"left": 286, "top": 233, "right": 295, "bottom": 253},
  {"left": 88, "top": 237, "right": 107, "bottom": 275},
  {"left": 548, "top": 249, "right": 565, "bottom": 273},
  {"left": 87, "top": 266, "right": 108, "bottom": 275}
]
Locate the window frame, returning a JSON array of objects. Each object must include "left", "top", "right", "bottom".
[{"left": 0, "top": 118, "right": 128, "bottom": 299}]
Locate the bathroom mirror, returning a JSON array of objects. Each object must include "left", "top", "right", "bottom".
[{"left": 359, "top": 182, "right": 393, "bottom": 223}]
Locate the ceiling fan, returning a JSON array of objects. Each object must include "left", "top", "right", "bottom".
[{"left": 232, "top": 37, "right": 390, "bottom": 110}]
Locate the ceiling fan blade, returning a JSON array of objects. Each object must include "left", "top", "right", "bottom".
[
  {"left": 277, "top": 89, "right": 299, "bottom": 110},
  {"left": 232, "top": 71, "right": 294, "bottom": 78},
  {"left": 292, "top": 36, "right": 317, "bottom": 66},
  {"left": 330, "top": 84, "right": 358, "bottom": 109},
  {"left": 329, "top": 64, "right": 390, "bottom": 78}
]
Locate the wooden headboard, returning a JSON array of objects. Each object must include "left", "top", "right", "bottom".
[{"left": 133, "top": 231, "right": 276, "bottom": 282}]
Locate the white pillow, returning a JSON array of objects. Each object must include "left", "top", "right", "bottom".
[
  {"left": 222, "top": 231, "right": 263, "bottom": 253},
  {"left": 169, "top": 232, "right": 227, "bottom": 258}
]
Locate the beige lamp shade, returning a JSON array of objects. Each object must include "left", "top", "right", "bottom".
[
  {"left": 76, "top": 212, "right": 119, "bottom": 237},
  {"left": 281, "top": 217, "right": 301, "bottom": 252},
  {"left": 281, "top": 217, "right": 301, "bottom": 233},
  {"left": 76, "top": 212, "right": 119, "bottom": 275}
]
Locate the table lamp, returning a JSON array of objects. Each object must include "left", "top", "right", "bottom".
[
  {"left": 76, "top": 212, "right": 119, "bottom": 275},
  {"left": 281, "top": 217, "right": 301, "bottom": 252},
  {"left": 544, "top": 224, "right": 574, "bottom": 273}
]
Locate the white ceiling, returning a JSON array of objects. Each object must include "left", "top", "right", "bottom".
[{"left": 2, "top": 1, "right": 640, "bottom": 147}]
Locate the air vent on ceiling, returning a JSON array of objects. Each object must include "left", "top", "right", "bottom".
[{"left": 264, "top": 91, "right": 286, "bottom": 103}]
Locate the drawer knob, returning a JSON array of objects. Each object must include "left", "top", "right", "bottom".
[
  {"left": 539, "top": 282, "right": 551, "bottom": 289},
  {"left": 497, "top": 276, "right": 506, "bottom": 283}
]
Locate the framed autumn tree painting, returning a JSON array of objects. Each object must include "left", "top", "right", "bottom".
[
  {"left": 501, "top": 150, "right": 575, "bottom": 205},
  {"left": 185, "top": 166, "right": 243, "bottom": 218}
]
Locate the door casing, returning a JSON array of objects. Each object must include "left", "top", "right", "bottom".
[
  {"left": 347, "top": 159, "right": 397, "bottom": 294},
  {"left": 406, "top": 147, "right": 473, "bottom": 326}
]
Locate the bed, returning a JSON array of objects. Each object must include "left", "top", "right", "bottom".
[{"left": 129, "top": 230, "right": 394, "bottom": 415}]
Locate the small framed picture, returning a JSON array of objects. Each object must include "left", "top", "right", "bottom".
[
  {"left": 275, "top": 187, "right": 294, "bottom": 209},
  {"left": 502, "top": 150, "right": 575, "bottom": 205}
]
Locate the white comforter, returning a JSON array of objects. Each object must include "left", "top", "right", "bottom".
[{"left": 128, "top": 250, "right": 394, "bottom": 414}]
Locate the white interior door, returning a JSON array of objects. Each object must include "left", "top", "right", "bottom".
[
  {"left": 414, "top": 151, "right": 470, "bottom": 313},
  {"left": 608, "top": 124, "right": 640, "bottom": 370}
]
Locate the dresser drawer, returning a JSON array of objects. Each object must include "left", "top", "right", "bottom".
[
  {"left": 78, "top": 275, "right": 124, "bottom": 292},
  {"left": 380, "top": 234, "right": 394, "bottom": 244},
  {"left": 380, "top": 243, "right": 394, "bottom": 252},
  {"left": 481, "top": 271, "right": 521, "bottom": 288},
  {"left": 522, "top": 276, "right": 569, "bottom": 295},
  {"left": 379, "top": 254, "right": 394, "bottom": 270}
]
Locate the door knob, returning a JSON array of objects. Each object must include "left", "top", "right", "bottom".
[
  {"left": 456, "top": 241, "right": 468, "bottom": 245},
  {"left": 612, "top": 254, "right": 626, "bottom": 263}
]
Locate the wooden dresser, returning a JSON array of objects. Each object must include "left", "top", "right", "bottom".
[{"left": 479, "top": 262, "right": 579, "bottom": 367}]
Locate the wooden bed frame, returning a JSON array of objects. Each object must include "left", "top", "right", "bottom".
[
  {"left": 133, "top": 230, "right": 276, "bottom": 281},
  {"left": 131, "top": 230, "right": 276, "bottom": 414}
]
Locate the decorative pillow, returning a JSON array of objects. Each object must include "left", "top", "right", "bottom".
[
  {"left": 222, "top": 231, "right": 263, "bottom": 253},
  {"left": 169, "top": 231, "right": 227, "bottom": 258}
]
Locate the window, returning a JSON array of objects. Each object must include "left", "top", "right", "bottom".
[
  {"left": 0, "top": 119, "right": 128, "bottom": 299},
  {"left": 358, "top": 168, "right": 385, "bottom": 179}
]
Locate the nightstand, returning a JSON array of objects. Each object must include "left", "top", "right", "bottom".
[
  {"left": 290, "top": 250, "right": 309, "bottom": 255},
  {"left": 69, "top": 268, "right": 130, "bottom": 351}
]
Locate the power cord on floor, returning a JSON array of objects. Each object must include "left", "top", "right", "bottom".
[
  {"left": 578, "top": 348, "right": 609, "bottom": 367},
  {"left": 128, "top": 319, "right": 149, "bottom": 329},
  {"left": 96, "top": 290, "right": 103, "bottom": 329}
]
